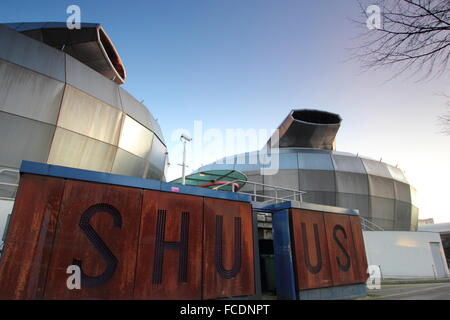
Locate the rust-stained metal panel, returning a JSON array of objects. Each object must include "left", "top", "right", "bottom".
[
  {"left": 323, "top": 213, "right": 360, "bottom": 286},
  {"left": 203, "top": 198, "right": 255, "bottom": 300},
  {"left": 44, "top": 180, "right": 142, "bottom": 299},
  {"left": 290, "top": 209, "right": 333, "bottom": 290},
  {"left": 0, "top": 174, "right": 65, "bottom": 299},
  {"left": 349, "top": 215, "right": 369, "bottom": 283},
  {"left": 0, "top": 166, "right": 257, "bottom": 300},
  {"left": 134, "top": 190, "right": 203, "bottom": 300}
]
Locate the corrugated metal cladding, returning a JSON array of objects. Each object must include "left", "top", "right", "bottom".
[
  {"left": 0, "top": 24, "right": 168, "bottom": 197},
  {"left": 198, "top": 148, "right": 418, "bottom": 232}
]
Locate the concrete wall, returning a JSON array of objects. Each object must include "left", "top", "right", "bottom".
[{"left": 363, "top": 231, "right": 449, "bottom": 279}]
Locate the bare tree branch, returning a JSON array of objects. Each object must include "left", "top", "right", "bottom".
[
  {"left": 352, "top": 0, "right": 450, "bottom": 79},
  {"left": 352, "top": 0, "right": 450, "bottom": 134},
  {"left": 438, "top": 94, "right": 450, "bottom": 135}
]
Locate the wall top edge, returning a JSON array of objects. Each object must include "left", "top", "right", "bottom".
[
  {"left": 260, "top": 200, "right": 360, "bottom": 216},
  {"left": 19, "top": 160, "right": 251, "bottom": 203}
]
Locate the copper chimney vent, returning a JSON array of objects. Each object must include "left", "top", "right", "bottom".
[{"left": 268, "top": 109, "right": 342, "bottom": 150}]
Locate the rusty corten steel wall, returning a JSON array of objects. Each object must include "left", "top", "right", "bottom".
[
  {"left": 0, "top": 174, "right": 66, "bottom": 299},
  {"left": 289, "top": 208, "right": 368, "bottom": 291},
  {"left": 44, "top": 180, "right": 142, "bottom": 299},
  {"left": 135, "top": 190, "right": 203, "bottom": 300},
  {"left": 0, "top": 173, "right": 255, "bottom": 299},
  {"left": 203, "top": 198, "right": 255, "bottom": 299}
]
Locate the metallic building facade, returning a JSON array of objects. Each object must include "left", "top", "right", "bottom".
[
  {"left": 0, "top": 23, "right": 168, "bottom": 201},
  {"left": 197, "top": 110, "right": 418, "bottom": 231}
]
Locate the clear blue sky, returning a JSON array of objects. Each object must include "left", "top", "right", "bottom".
[{"left": 1, "top": 0, "right": 449, "bottom": 222}]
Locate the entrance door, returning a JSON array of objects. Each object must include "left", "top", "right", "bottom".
[{"left": 429, "top": 242, "right": 447, "bottom": 278}]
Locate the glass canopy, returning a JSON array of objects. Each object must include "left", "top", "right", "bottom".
[{"left": 170, "top": 170, "right": 248, "bottom": 192}]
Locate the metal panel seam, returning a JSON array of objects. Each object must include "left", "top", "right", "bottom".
[{"left": 46, "top": 83, "right": 67, "bottom": 164}]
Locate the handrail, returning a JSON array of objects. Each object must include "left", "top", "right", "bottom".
[
  {"left": 0, "top": 168, "right": 19, "bottom": 175},
  {"left": 0, "top": 168, "right": 19, "bottom": 201},
  {"left": 213, "top": 177, "right": 385, "bottom": 230},
  {"left": 213, "top": 179, "right": 307, "bottom": 203},
  {"left": 0, "top": 168, "right": 19, "bottom": 183},
  {"left": 360, "top": 216, "right": 384, "bottom": 231},
  {"left": 0, "top": 197, "right": 15, "bottom": 202}
]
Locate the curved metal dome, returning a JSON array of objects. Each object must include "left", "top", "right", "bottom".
[
  {"left": 197, "top": 109, "right": 418, "bottom": 231},
  {"left": 0, "top": 23, "right": 168, "bottom": 203}
]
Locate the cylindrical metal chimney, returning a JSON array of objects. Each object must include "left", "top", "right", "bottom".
[{"left": 269, "top": 109, "right": 342, "bottom": 150}]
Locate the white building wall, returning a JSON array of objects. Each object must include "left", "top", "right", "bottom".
[{"left": 363, "top": 231, "right": 449, "bottom": 279}]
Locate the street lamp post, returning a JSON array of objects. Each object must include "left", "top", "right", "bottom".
[{"left": 180, "top": 133, "right": 192, "bottom": 185}]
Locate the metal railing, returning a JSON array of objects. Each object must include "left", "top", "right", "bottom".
[
  {"left": 213, "top": 179, "right": 307, "bottom": 203},
  {"left": 0, "top": 168, "right": 19, "bottom": 181},
  {"left": 360, "top": 216, "right": 384, "bottom": 231},
  {"left": 0, "top": 168, "right": 20, "bottom": 201}
]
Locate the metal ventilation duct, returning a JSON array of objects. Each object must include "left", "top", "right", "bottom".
[
  {"left": 4, "top": 22, "right": 126, "bottom": 84},
  {"left": 268, "top": 109, "right": 342, "bottom": 150}
]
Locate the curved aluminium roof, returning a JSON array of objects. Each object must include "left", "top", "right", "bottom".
[{"left": 4, "top": 22, "right": 126, "bottom": 84}]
